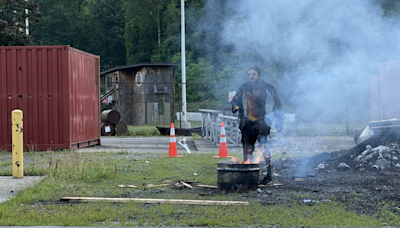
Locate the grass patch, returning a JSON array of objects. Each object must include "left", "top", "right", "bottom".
[
  {"left": 126, "top": 126, "right": 162, "bottom": 137},
  {"left": 125, "top": 121, "right": 202, "bottom": 137},
  {"left": 0, "top": 151, "right": 399, "bottom": 226}
]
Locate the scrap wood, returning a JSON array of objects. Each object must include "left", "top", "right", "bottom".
[
  {"left": 145, "top": 184, "right": 170, "bottom": 189},
  {"left": 180, "top": 181, "right": 193, "bottom": 189},
  {"left": 258, "top": 183, "right": 283, "bottom": 188},
  {"left": 195, "top": 184, "right": 218, "bottom": 189},
  {"left": 295, "top": 178, "right": 306, "bottom": 182},
  {"left": 60, "top": 197, "right": 248, "bottom": 206},
  {"left": 163, "top": 180, "right": 199, "bottom": 185},
  {"left": 173, "top": 182, "right": 184, "bottom": 189},
  {"left": 118, "top": 185, "right": 126, "bottom": 188},
  {"left": 126, "top": 185, "right": 138, "bottom": 189}
]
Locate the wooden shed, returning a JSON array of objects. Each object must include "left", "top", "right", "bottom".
[{"left": 101, "top": 63, "right": 178, "bottom": 126}]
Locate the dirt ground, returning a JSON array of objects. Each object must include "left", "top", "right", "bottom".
[
  {"left": 224, "top": 133, "right": 400, "bottom": 216},
  {"left": 94, "top": 135, "right": 400, "bottom": 216}
]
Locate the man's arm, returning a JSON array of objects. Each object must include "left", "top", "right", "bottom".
[
  {"left": 267, "top": 84, "right": 284, "bottom": 132},
  {"left": 231, "top": 83, "right": 244, "bottom": 113},
  {"left": 231, "top": 83, "right": 245, "bottom": 130}
]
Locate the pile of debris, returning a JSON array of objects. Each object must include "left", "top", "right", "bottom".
[
  {"left": 352, "top": 144, "right": 400, "bottom": 169},
  {"left": 318, "top": 133, "right": 400, "bottom": 171},
  {"left": 117, "top": 180, "right": 216, "bottom": 190}
]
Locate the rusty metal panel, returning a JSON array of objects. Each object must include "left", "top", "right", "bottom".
[
  {"left": 0, "top": 46, "right": 100, "bottom": 151},
  {"left": 374, "top": 61, "right": 400, "bottom": 121},
  {"left": 68, "top": 47, "right": 101, "bottom": 147}
]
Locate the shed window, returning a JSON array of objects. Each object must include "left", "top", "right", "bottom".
[{"left": 106, "top": 76, "right": 112, "bottom": 89}]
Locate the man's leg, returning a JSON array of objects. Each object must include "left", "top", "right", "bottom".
[
  {"left": 259, "top": 135, "right": 272, "bottom": 184},
  {"left": 243, "top": 142, "right": 255, "bottom": 161},
  {"left": 242, "top": 123, "right": 257, "bottom": 161}
]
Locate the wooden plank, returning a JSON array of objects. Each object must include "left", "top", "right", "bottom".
[
  {"left": 258, "top": 183, "right": 283, "bottom": 188},
  {"left": 195, "top": 184, "right": 218, "bottom": 189},
  {"left": 145, "top": 184, "right": 171, "bottom": 189},
  {"left": 60, "top": 197, "right": 248, "bottom": 206},
  {"left": 180, "top": 181, "right": 193, "bottom": 189}
]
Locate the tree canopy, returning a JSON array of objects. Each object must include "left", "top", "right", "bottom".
[
  {"left": 0, "top": 0, "right": 42, "bottom": 45},
  {"left": 3, "top": 0, "right": 400, "bottom": 113}
]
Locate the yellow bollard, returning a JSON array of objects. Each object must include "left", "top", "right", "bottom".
[{"left": 12, "top": 110, "right": 23, "bottom": 178}]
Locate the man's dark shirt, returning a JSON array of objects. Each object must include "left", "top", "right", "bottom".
[{"left": 232, "top": 79, "right": 282, "bottom": 121}]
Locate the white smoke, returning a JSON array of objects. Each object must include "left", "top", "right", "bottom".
[{"left": 202, "top": 0, "right": 400, "bottom": 125}]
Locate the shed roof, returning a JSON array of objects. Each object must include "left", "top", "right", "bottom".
[{"left": 100, "top": 63, "right": 179, "bottom": 75}]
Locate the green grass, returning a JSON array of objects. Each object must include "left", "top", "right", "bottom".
[
  {"left": 125, "top": 121, "right": 202, "bottom": 137},
  {"left": 0, "top": 151, "right": 399, "bottom": 226}
]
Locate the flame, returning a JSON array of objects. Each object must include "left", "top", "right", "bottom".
[
  {"left": 254, "top": 155, "right": 262, "bottom": 163},
  {"left": 230, "top": 145, "right": 271, "bottom": 164}
]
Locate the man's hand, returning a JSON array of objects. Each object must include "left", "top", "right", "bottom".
[
  {"left": 274, "top": 119, "right": 283, "bottom": 132},
  {"left": 232, "top": 102, "right": 240, "bottom": 113}
]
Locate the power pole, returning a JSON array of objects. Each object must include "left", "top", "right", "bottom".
[{"left": 180, "top": 0, "right": 190, "bottom": 128}]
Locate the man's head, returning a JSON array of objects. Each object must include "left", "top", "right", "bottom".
[{"left": 247, "top": 65, "right": 260, "bottom": 82}]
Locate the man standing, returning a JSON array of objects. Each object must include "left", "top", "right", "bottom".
[{"left": 231, "top": 65, "right": 284, "bottom": 184}]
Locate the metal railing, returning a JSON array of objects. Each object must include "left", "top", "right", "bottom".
[{"left": 198, "top": 109, "right": 242, "bottom": 147}]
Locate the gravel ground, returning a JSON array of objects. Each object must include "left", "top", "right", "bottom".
[{"left": 232, "top": 133, "right": 400, "bottom": 215}]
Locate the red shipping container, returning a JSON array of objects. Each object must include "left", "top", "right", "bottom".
[{"left": 0, "top": 45, "right": 101, "bottom": 151}]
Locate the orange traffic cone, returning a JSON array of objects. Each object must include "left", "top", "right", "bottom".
[
  {"left": 165, "top": 123, "right": 182, "bottom": 157},
  {"left": 214, "top": 122, "right": 233, "bottom": 158}
]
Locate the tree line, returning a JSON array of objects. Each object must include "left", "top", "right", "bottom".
[{"left": 1, "top": 0, "right": 400, "bottom": 110}]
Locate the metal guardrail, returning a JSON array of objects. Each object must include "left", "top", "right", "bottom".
[
  {"left": 198, "top": 109, "right": 241, "bottom": 147},
  {"left": 198, "top": 109, "right": 297, "bottom": 147}
]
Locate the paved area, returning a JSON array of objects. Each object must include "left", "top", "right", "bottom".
[
  {"left": 0, "top": 176, "right": 44, "bottom": 203},
  {"left": 0, "top": 136, "right": 357, "bottom": 204},
  {"left": 77, "top": 136, "right": 356, "bottom": 154}
]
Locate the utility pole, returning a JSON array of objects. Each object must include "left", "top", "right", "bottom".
[
  {"left": 180, "top": 0, "right": 190, "bottom": 128},
  {"left": 25, "top": 0, "right": 29, "bottom": 35}
]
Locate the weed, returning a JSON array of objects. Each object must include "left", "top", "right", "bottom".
[{"left": 191, "top": 133, "right": 202, "bottom": 140}]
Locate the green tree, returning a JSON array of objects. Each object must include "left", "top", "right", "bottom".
[
  {"left": 124, "top": 15, "right": 157, "bottom": 64},
  {"left": 0, "top": 0, "right": 42, "bottom": 45},
  {"left": 30, "top": 0, "right": 126, "bottom": 68},
  {"left": 88, "top": 0, "right": 126, "bottom": 68},
  {"left": 151, "top": 1, "right": 181, "bottom": 62},
  {"left": 30, "top": 0, "right": 94, "bottom": 47}
]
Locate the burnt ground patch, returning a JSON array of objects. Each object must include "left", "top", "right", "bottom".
[{"left": 251, "top": 134, "right": 400, "bottom": 216}]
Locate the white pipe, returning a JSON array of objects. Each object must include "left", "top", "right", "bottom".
[
  {"left": 181, "top": 0, "right": 187, "bottom": 123},
  {"left": 25, "top": 0, "right": 29, "bottom": 35}
]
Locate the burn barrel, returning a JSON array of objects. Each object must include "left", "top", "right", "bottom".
[
  {"left": 101, "top": 110, "right": 121, "bottom": 125},
  {"left": 217, "top": 161, "right": 260, "bottom": 193},
  {"left": 114, "top": 122, "right": 128, "bottom": 135},
  {"left": 101, "top": 122, "right": 115, "bottom": 136}
]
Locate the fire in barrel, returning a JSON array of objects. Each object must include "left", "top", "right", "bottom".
[{"left": 217, "top": 161, "right": 260, "bottom": 193}]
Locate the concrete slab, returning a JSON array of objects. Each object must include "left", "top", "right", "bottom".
[
  {"left": 0, "top": 176, "right": 45, "bottom": 203},
  {"left": 76, "top": 136, "right": 356, "bottom": 155},
  {"left": 77, "top": 136, "right": 198, "bottom": 153}
]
